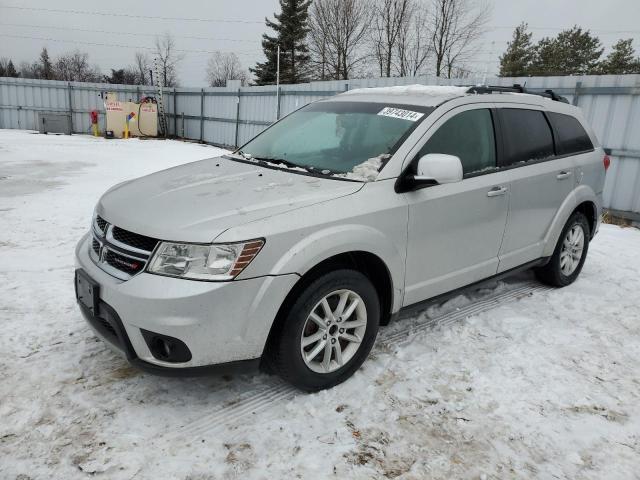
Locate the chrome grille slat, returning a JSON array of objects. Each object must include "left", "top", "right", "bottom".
[
  {"left": 89, "top": 217, "right": 160, "bottom": 280},
  {"left": 105, "top": 225, "right": 155, "bottom": 256},
  {"left": 112, "top": 226, "right": 158, "bottom": 252}
]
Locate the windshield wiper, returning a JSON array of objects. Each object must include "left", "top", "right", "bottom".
[
  {"left": 257, "top": 157, "right": 306, "bottom": 169},
  {"left": 233, "top": 149, "right": 252, "bottom": 160},
  {"left": 230, "top": 152, "right": 341, "bottom": 177}
]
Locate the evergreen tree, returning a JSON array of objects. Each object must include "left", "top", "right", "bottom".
[
  {"left": 103, "top": 68, "right": 138, "bottom": 84},
  {"left": 251, "top": 0, "right": 312, "bottom": 85},
  {"left": 5, "top": 60, "right": 18, "bottom": 77},
  {"left": 39, "top": 48, "right": 54, "bottom": 79},
  {"left": 499, "top": 23, "right": 535, "bottom": 77},
  {"left": 530, "top": 26, "right": 603, "bottom": 75},
  {"left": 598, "top": 39, "right": 640, "bottom": 74}
]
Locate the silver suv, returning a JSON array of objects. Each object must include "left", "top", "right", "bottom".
[{"left": 75, "top": 85, "right": 608, "bottom": 391}]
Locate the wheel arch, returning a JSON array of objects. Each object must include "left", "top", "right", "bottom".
[
  {"left": 542, "top": 186, "right": 600, "bottom": 257},
  {"left": 574, "top": 200, "right": 597, "bottom": 239},
  {"left": 261, "top": 250, "right": 395, "bottom": 362}
]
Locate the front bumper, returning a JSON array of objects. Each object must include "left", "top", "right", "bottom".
[{"left": 75, "top": 233, "right": 299, "bottom": 372}]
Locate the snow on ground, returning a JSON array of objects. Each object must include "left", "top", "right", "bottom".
[{"left": 1, "top": 130, "right": 640, "bottom": 479}]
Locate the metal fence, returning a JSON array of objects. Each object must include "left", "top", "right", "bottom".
[{"left": 1, "top": 74, "right": 639, "bottom": 219}]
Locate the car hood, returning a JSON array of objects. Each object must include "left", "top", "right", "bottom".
[{"left": 97, "top": 156, "right": 362, "bottom": 243}]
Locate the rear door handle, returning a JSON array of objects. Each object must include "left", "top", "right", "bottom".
[
  {"left": 557, "top": 171, "right": 573, "bottom": 180},
  {"left": 487, "top": 186, "right": 508, "bottom": 197}
]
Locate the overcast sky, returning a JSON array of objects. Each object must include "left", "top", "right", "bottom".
[{"left": 2, "top": 0, "right": 640, "bottom": 85}]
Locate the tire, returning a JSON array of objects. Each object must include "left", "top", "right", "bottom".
[
  {"left": 535, "top": 211, "right": 590, "bottom": 287},
  {"left": 266, "top": 269, "right": 380, "bottom": 392}
]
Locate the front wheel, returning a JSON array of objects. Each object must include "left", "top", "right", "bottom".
[
  {"left": 535, "top": 211, "right": 590, "bottom": 287},
  {"left": 267, "top": 269, "right": 380, "bottom": 391}
]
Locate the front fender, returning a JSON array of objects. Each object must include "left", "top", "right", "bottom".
[{"left": 269, "top": 224, "right": 406, "bottom": 313}]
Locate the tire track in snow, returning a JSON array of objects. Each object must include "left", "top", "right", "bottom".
[
  {"left": 384, "top": 282, "right": 552, "bottom": 345},
  {"left": 163, "top": 280, "right": 551, "bottom": 440}
]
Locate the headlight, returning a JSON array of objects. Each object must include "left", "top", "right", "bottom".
[{"left": 147, "top": 239, "right": 264, "bottom": 281}]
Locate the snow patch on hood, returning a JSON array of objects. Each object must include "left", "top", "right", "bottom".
[
  {"left": 343, "top": 84, "right": 468, "bottom": 98},
  {"left": 336, "top": 154, "right": 389, "bottom": 182}
]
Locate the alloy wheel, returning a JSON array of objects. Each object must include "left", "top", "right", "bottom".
[
  {"left": 560, "top": 223, "right": 585, "bottom": 276},
  {"left": 300, "top": 289, "right": 367, "bottom": 374}
]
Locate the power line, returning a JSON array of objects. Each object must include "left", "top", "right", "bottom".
[
  {"left": 488, "top": 25, "right": 640, "bottom": 35},
  {"left": 0, "top": 33, "right": 262, "bottom": 57},
  {"left": 0, "top": 4, "right": 264, "bottom": 25},
  {"left": 0, "top": 23, "right": 259, "bottom": 44}
]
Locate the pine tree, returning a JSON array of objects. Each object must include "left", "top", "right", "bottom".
[
  {"left": 39, "top": 48, "right": 54, "bottom": 79},
  {"left": 499, "top": 23, "right": 535, "bottom": 77},
  {"left": 250, "top": 0, "right": 312, "bottom": 85},
  {"left": 598, "top": 39, "right": 640, "bottom": 74},
  {"left": 6, "top": 60, "right": 18, "bottom": 77},
  {"left": 530, "top": 26, "right": 603, "bottom": 75}
]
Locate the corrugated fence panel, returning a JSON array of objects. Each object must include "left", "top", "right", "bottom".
[
  {"left": 203, "top": 87, "right": 239, "bottom": 147},
  {"left": 1, "top": 74, "right": 639, "bottom": 216}
]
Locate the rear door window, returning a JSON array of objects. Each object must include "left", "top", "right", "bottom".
[
  {"left": 417, "top": 108, "right": 497, "bottom": 175},
  {"left": 499, "top": 109, "right": 555, "bottom": 167},
  {"left": 547, "top": 112, "right": 594, "bottom": 155}
]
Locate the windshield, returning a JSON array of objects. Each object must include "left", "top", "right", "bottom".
[{"left": 236, "top": 101, "right": 432, "bottom": 176}]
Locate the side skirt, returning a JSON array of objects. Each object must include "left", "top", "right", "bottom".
[{"left": 389, "top": 257, "right": 549, "bottom": 323}]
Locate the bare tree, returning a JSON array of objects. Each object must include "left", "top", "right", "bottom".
[
  {"left": 308, "top": 18, "right": 330, "bottom": 80},
  {"left": 54, "top": 50, "right": 101, "bottom": 82},
  {"left": 396, "top": 5, "right": 432, "bottom": 76},
  {"left": 206, "top": 52, "right": 247, "bottom": 87},
  {"left": 429, "top": 0, "right": 490, "bottom": 77},
  {"left": 133, "top": 52, "right": 150, "bottom": 85},
  {"left": 153, "top": 33, "right": 183, "bottom": 87},
  {"left": 309, "top": 0, "right": 371, "bottom": 80},
  {"left": 370, "top": 0, "right": 412, "bottom": 77},
  {"left": 19, "top": 61, "right": 40, "bottom": 79}
]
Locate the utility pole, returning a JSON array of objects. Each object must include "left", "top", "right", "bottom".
[
  {"left": 276, "top": 44, "right": 280, "bottom": 120},
  {"left": 481, "top": 41, "right": 496, "bottom": 85}
]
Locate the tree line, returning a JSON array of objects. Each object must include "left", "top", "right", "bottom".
[
  {"left": 250, "top": 0, "right": 490, "bottom": 85},
  {"left": 0, "top": 34, "right": 182, "bottom": 86},
  {"left": 499, "top": 23, "right": 640, "bottom": 76},
  {"left": 2, "top": 1, "right": 640, "bottom": 87}
]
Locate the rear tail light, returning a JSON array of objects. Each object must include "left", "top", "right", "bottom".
[{"left": 603, "top": 154, "right": 611, "bottom": 171}]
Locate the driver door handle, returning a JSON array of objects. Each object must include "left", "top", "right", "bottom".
[
  {"left": 557, "top": 171, "right": 573, "bottom": 180},
  {"left": 487, "top": 186, "right": 508, "bottom": 197}
]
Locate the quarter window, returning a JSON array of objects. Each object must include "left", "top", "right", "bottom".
[
  {"left": 499, "top": 109, "right": 554, "bottom": 166},
  {"left": 548, "top": 112, "right": 594, "bottom": 155},
  {"left": 417, "top": 109, "right": 496, "bottom": 175}
]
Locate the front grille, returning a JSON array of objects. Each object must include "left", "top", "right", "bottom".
[
  {"left": 96, "top": 215, "right": 108, "bottom": 233},
  {"left": 97, "top": 317, "right": 117, "bottom": 337},
  {"left": 90, "top": 218, "right": 158, "bottom": 280},
  {"left": 104, "top": 249, "right": 145, "bottom": 275},
  {"left": 112, "top": 226, "right": 158, "bottom": 252},
  {"left": 91, "top": 238, "right": 101, "bottom": 256}
]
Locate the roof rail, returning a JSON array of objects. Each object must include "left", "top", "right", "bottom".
[{"left": 466, "top": 84, "right": 569, "bottom": 104}]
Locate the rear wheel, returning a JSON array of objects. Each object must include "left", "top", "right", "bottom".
[
  {"left": 267, "top": 269, "right": 380, "bottom": 391},
  {"left": 535, "top": 211, "right": 590, "bottom": 287}
]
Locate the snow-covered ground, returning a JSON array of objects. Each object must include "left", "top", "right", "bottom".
[{"left": 1, "top": 130, "right": 639, "bottom": 479}]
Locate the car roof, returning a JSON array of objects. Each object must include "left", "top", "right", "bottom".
[
  {"left": 328, "top": 84, "right": 580, "bottom": 115},
  {"left": 331, "top": 85, "right": 469, "bottom": 107}
]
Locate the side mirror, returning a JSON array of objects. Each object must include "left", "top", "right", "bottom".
[
  {"left": 395, "top": 153, "right": 463, "bottom": 193},
  {"left": 415, "top": 153, "right": 463, "bottom": 184}
]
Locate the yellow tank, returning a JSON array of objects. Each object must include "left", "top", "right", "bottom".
[{"left": 104, "top": 92, "right": 158, "bottom": 138}]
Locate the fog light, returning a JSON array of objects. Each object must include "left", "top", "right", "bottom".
[{"left": 141, "top": 329, "right": 192, "bottom": 363}]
